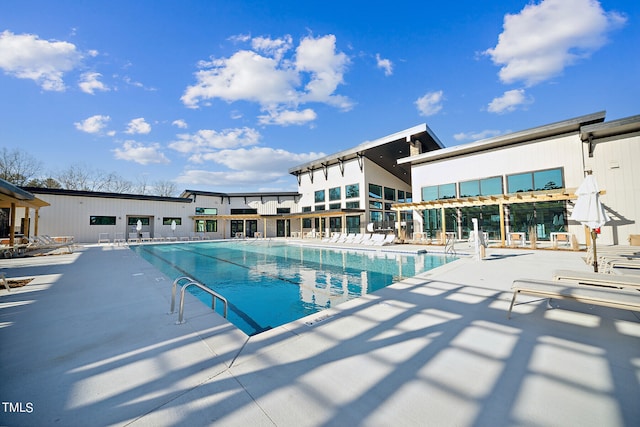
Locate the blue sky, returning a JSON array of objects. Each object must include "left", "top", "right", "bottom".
[{"left": 1, "top": 0, "right": 638, "bottom": 193}]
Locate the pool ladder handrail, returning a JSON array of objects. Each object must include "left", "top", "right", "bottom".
[{"left": 170, "top": 276, "right": 228, "bottom": 324}]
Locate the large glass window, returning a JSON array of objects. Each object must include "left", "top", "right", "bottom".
[
  {"left": 534, "top": 169, "right": 563, "bottom": 190},
  {"left": 231, "top": 208, "right": 257, "bottom": 214},
  {"left": 302, "top": 206, "right": 312, "bottom": 212},
  {"left": 421, "top": 183, "right": 456, "bottom": 201},
  {"left": 345, "top": 201, "right": 360, "bottom": 209},
  {"left": 195, "top": 219, "right": 217, "bottom": 232},
  {"left": 459, "top": 181, "right": 479, "bottom": 198},
  {"left": 398, "top": 190, "right": 405, "bottom": 203},
  {"left": 90, "top": 216, "right": 116, "bottom": 225},
  {"left": 314, "top": 190, "right": 325, "bottom": 203},
  {"left": 369, "top": 184, "right": 382, "bottom": 199},
  {"left": 346, "top": 215, "right": 361, "bottom": 234},
  {"left": 384, "top": 187, "right": 396, "bottom": 201},
  {"left": 195, "top": 207, "right": 217, "bottom": 215},
  {"left": 329, "top": 203, "right": 341, "bottom": 210},
  {"left": 329, "top": 187, "right": 341, "bottom": 201},
  {"left": 507, "top": 172, "right": 533, "bottom": 193},
  {"left": 508, "top": 168, "right": 563, "bottom": 193},
  {"left": 460, "top": 176, "right": 503, "bottom": 197},
  {"left": 481, "top": 176, "right": 503, "bottom": 195},
  {"left": 128, "top": 217, "right": 149, "bottom": 226},
  {"left": 163, "top": 217, "right": 181, "bottom": 225},
  {"left": 369, "top": 201, "right": 382, "bottom": 209},
  {"left": 346, "top": 183, "right": 359, "bottom": 198},
  {"left": 315, "top": 204, "right": 326, "bottom": 211},
  {"left": 370, "top": 211, "right": 382, "bottom": 222},
  {"left": 276, "top": 208, "right": 291, "bottom": 214}
]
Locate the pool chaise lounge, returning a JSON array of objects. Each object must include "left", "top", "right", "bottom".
[
  {"left": 552, "top": 269, "right": 640, "bottom": 290},
  {"left": 507, "top": 279, "right": 640, "bottom": 319}
]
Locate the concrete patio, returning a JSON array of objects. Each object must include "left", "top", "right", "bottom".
[{"left": 1, "top": 242, "right": 638, "bottom": 426}]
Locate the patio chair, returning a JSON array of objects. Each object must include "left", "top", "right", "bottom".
[
  {"left": 140, "top": 232, "right": 152, "bottom": 243},
  {"left": 128, "top": 233, "right": 140, "bottom": 244},
  {"left": 98, "top": 233, "right": 110, "bottom": 244}
]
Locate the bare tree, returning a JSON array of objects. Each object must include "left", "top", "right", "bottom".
[
  {"left": 102, "top": 173, "right": 134, "bottom": 193},
  {"left": 135, "top": 175, "right": 149, "bottom": 195},
  {"left": 55, "top": 163, "right": 96, "bottom": 190},
  {"left": 152, "top": 180, "right": 178, "bottom": 197},
  {"left": 0, "top": 148, "right": 43, "bottom": 185}
]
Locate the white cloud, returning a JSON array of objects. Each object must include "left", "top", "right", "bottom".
[
  {"left": 181, "top": 34, "right": 352, "bottom": 119},
  {"left": 172, "top": 119, "right": 188, "bottom": 129},
  {"left": 0, "top": 30, "right": 82, "bottom": 91},
  {"left": 485, "top": 0, "right": 626, "bottom": 86},
  {"left": 175, "top": 169, "right": 282, "bottom": 188},
  {"left": 487, "top": 89, "right": 532, "bottom": 114},
  {"left": 113, "top": 140, "right": 170, "bottom": 165},
  {"left": 169, "top": 127, "right": 261, "bottom": 155},
  {"left": 79, "top": 72, "right": 108, "bottom": 94},
  {"left": 295, "top": 35, "right": 352, "bottom": 109},
  {"left": 258, "top": 108, "right": 317, "bottom": 126},
  {"left": 125, "top": 117, "right": 151, "bottom": 134},
  {"left": 415, "top": 90, "right": 444, "bottom": 116},
  {"left": 251, "top": 35, "right": 293, "bottom": 61},
  {"left": 181, "top": 50, "right": 299, "bottom": 108},
  {"left": 376, "top": 54, "right": 393, "bottom": 76},
  {"left": 74, "top": 115, "right": 111, "bottom": 134},
  {"left": 199, "top": 147, "right": 324, "bottom": 172},
  {"left": 175, "top": 147, "right": 325, "bottom": 187},
  {"left": 453, "top": 129, "right": 503, "bottom": 142}
]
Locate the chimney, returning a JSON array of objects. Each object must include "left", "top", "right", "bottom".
[{"left": 408, "top": 137, "right": 422, "bottom": 156}]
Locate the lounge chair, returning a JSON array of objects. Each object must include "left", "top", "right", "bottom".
[
  {"left": 373, "top": 234, "right": 395, "bottom": 246},
  {"left": 553, "top": 269, "right": 640, "bottom": 290},
  {"left": 507, "top": 279, "right": 640, "bottom": 319},
  {"left": 113, "top": 232, "right": 126, "bottom": 245},
  {"left": 27, "top": 236, "right": 74, "bottom": 254},
  {"left": 359, "top": 234, "right": 372, "bottom": 245},
  {"left": 98, "top": 233, "right": 110, "bottom": 244},
  {"left": 140, "top": 232, "right": 152, "bottom": 243},
  {"left": 602, "top": 258, "right": 640, "bottom": 274},
  {"left": 364, "top": 234, "right": 385, "bottom": 246},
  {"left": 128, "top": 232, "right": 140, "bottom": 244},
  {"left": 153, "top": 234, "right": 165, "bottom": 242}
]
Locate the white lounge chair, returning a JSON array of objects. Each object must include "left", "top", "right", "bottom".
[
  {"left": 508, "top": 279, "right": 640, "bottom": 319},
  {"left": 140, "top": 232, "right": 152, "bottom": 243},
  {"left": 553, "top": 269, "right": 640, "bottom": 290},
  {"left": 113, "top": 232, "right": 126, "bottom": 245},
  {"left": 128, "top": 232, "right": 140, "bottom": 244},
  {"left": 98, "top": 233, "right": 110, "bottom": 244}
]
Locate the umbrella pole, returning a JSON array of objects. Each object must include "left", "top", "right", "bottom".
[{"left": 591, "top": 229, "right": 598, "bottom": 273}]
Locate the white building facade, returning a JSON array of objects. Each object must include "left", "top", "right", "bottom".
[{"left": 9, "top": 111, "right": 639, "bottom": 247}]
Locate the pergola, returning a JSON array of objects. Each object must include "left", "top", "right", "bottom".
[
  {"left": 0, "top": 180, "right": 50, "bottom": 246},
  {"left": 392, "top": 188, "right": 578, "bottom": 246}
]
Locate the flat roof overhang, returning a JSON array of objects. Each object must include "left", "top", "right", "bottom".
[
  {"left": 391, "top": 188, "right": 579, "bottom": 211},
  {"left": 288, "top": 124, "right": 443, "bottom": 185},
  {"left": 399, "top": 111, "right": 606, "bottom": 166}
]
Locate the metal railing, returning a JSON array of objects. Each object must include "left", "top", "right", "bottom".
[{"left": 169, "top": 276, "right": 228, "bottom": 324}]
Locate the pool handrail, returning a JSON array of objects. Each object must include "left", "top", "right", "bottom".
[
  {"left": 169, "top": 276, "right": 194, "bottom": 314},
  {"left": 170, "top": 276, "right": 228, "bottom": 324}
]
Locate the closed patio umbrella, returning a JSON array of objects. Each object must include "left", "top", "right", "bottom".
[{"left": 570, "top": 173, "right": 610, "bottom": 272}]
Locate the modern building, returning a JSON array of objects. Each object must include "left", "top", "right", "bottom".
[
  {"left": 394, "top": 111, "right": 640, "bottom": 246},
  {"left": 6, "top": 111, "right": 639, "bottom": 246}
]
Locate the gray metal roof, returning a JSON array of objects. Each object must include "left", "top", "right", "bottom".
[
  {"left": 288, "top": 123, "right": 444, "bottom": 184},
  {"left": 580, "top": 114, "right": 640, "bottom": 141},
  {"left": 398, "top": 111, "right": 606, "bottom": 166},
  {"left": 1, "top": 178, "right": 36, "bottom": 201}
]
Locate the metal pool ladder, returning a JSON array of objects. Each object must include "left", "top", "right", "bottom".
[{"left": 170, "top": 276, "right": 228, "bottom": 324}]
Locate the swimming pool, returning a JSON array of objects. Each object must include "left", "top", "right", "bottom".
[{"left": 132, "top": 241, "right": 455, "bottom": 335}]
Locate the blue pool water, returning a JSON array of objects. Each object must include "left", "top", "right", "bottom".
[{"left": 132, "top": 241, "right": 455, "bottom": 335}]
